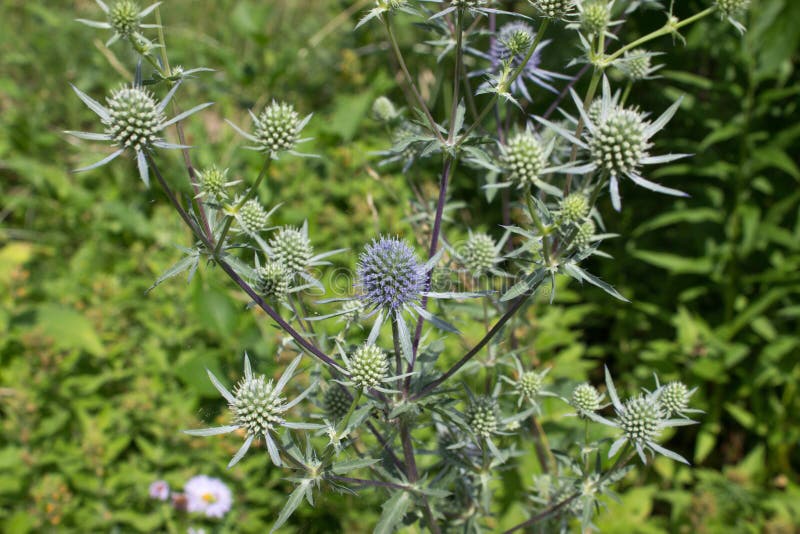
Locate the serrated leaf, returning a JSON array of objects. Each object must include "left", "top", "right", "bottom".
[
  {"left": 271, "top": 481, "right": 310, "bottom": 533},
  {"left": 374, "top": 491, "right": 411, "bottom": 534},
  {"left": 330, "top": 458, "right": 380, "bottom": 475}
]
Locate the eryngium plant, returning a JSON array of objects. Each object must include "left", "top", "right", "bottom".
[{"left": 66, "top": 0, "right": 745, "bottom": 531}]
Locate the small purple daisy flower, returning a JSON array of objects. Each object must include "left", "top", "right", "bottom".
[
  {"left": 148, "top": 480, "right": 170, "bottom": 501},
  {"left": 184, "top": 475, "right": 233, "bottom": 519}
]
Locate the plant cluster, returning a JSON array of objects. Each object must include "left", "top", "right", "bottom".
[{"left": 65, "top": 0, "right": 750, "bottom": 531}]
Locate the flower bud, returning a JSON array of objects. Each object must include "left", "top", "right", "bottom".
[
  {"left": 323, "top": 385, "right": 352, "bottom": 421},
  {"left": 238, "top": 199, "right": 269, "bottom": 234},
  {"left": 254, "top": 101, "right": 301, "bottom": 154},
  {"left": 573, "top": 219, "right": 596, "bottom": 249},
  {"left": 372, "top": 96, "right": 399, "bottom": 123},
  {"left": 461, "top": 233, "right": 498, "bottom": 277},
  {"left": 105, "top": 86, "right": 165, "bottom": 152},
  {"left": 255, "top": 261, "right": 291, "bottom": 301},
  {"left": 571, "top": 383, "right": 602, "bottom": 415},
  {"left": 501, "top": 130, "right": 546, "bottom": 187},
  {"left": 580, "top": 1, "right": 611, "bottom": 35},
  {"left": 588, "top": 108, "right": 648, "bottom": 176},
  {"left": 661, "top": 381, "right": 690, "bottom": 417},
  {"left": 348, "top": 344, "right": 389, "bottom": 390},
  {"left": 232, "top": 375, "right": 285, "bottom": 436},
  {"left": 198, "top": 166, "right": 231, "bottom": 200},
  {"left": 110, "top": 0, "right": 142, "bottom": 37},
  {"left": 561, "top": 193, "right": 590, "bottom": 223},
  {"left": 619, "top": 395, "right": 663, "bottom": 445},
  {"left": 619, "top": 49, "right": 653, "bottom": 81},
  {"left": 518, "top": 371, "right": 545, "bottom": 401},
  {"left": 268, "top": 227, "right": 313, "bottom": 275},
  {"left": 467, "top": 396, "right": 499, "bottom": 438}
]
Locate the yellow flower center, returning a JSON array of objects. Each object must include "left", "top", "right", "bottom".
[{"left": 202, "top": 492, "right": 217, "bottom": 504}]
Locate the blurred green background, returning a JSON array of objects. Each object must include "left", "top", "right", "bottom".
[{"left": 1, "top": 0, "right": 798, "bottom": 532}]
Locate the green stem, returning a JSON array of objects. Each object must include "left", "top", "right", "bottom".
[
  {"left": 383, "top": 18, "right": 445, "bottom": 143},
  {"left": 563, "top": 68, "right": 602, "bottom": 194},
  {"left": 447, "top": 10, "right": 464, "bottom": 143},
  {"left": 214, "top": 158, "right": 271, "bottom": 256},
  {"left": 458, "top": 19, "right": 549, "bottom": 145},
  {"left": 605, "top": 7, "right": 716, "bottom": 64}
]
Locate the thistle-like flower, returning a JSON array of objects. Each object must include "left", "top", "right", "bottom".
[
  {"left": 560, "top": 193, "right": 590, "bottom": 223},
  {"left": 346, "top": 344, "right": 389, "bottom": 391},
  {"left": 536, "top": 77, "right": 690, "bottom": 211},
  {"left": 237, "top": 199, "right": 270, "bottom": 234},
  {"left": 268, "top": 227, "right": 314, "bottom": 276},
  {"left": 227, "top": 100, "right": 313, "bottom": 158},
  {"left": 577, "top": 0, "right": 611, "bottom": 36},
  {"left": 66, "top": 82, "right": 212, "bottom": 186},
  {"left": 528, "top": 0, "right": 576, "bottom": 19},
  {"left": 497, "top": 127, "right": 566, "bottom": 195},
  {"left": 587, "top": 367, "right": 698, "bottom": 465},
  {"left": 76, "top": 0, "right": 161, "bottom": 47},
  {"left": 467, "top": 396, "right": 499, "bottom": 439},
  {"left": 184, "top": 353, "right": 321, "bottom": 468},
  {"left": 254, "top": 260, "right": 292, "bottom": 301},
  {"left": 356, "top": 238, "right": 427, "bottom": 311},
  {"left": 616, "top": 49, "right": 662, "bottom": 81},
  {"left": 353, "top": 236, "right": 475, "bottom": 361},
  {"left": 472, "top": 22, "right": 569, "bottom": 102},
  {"left": 502, "top": 357, "right": 557, "bottom": 410},
  {"left": 570, "top": 382, "right": 604, "bottom": 417},
  {"left": 458, "top": 231, "right": 508, "bottom": 278},
  {"left": 322, "top": 385, "right": 352, "bottom": 421},
  {"left": 259, "top": 222, "right": 342, "bottom": 288},
  {"left": 196, "top": 166, "right": 240, "bottom": 201},
  {"left": 647, "top": 376, "right": 702, "bottom": 419}
]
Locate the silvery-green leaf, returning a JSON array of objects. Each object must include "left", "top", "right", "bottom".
[
  {"left": 228, "top": 434, "right": 254, "bottom": 468},
  {"left": 183, "top": 425, "right": 238, "bottom": 436},
  {"left": 375, "top": 491, "right": 411, "bottom": 534},
  {"left": 271, "top": 481, "right": 310, "bottom": 533}
]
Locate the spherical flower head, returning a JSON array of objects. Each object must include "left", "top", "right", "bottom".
[
  {"left": 268, "top": 227, "right": 313, "bottom": 275},
  {"left": 357, "top": 237, "right": 426, "bottom": 310},
  {"left": 231, "top": 375, "right": 285, "bottom": 437},
  {"left": 467, "top": 396, "right": 499, "bottom": 438},
  {"left": 619, "top": 49, "right": 653, "bottom": 81},
  {"left": 571, "top": 383, "right": 602, "bottom": 415},
  {"left": 254, "top": 101, "right": 300, "bottom": 154},
  {"left": 580, "top": 1, "right": 611, "bottom": 35},
  {"left": 110, "top": 0, "right": 141, "bottom": 37},
  {"left": 502, "top": 130, "right": 546, "bottom": 187},
  {"left": 715, "top": 0, "right": 750, "bottom": 17},
  {"left": 529, "top": 0, "right": 575, "bottom": 19},
  {"left": 619, "top": 395, "right": 663, "bottom": 445},
  {"left": 348, "top": 344, "right": 389, "bottom": 390},
  {"left": 589, "top": 108, "right": 648, "bottom": 176},
  {"left": 461, "top": 233, "right": 497, "bottom": 277},
  {"left": 104, "top": 86, "right": 164, "bottom": 152},
  {"left": 339, "top": 299, "right": 364, "bottom": 322},
  {"left": 518, "top": 371, "right": 545, "bottom": 400},
  {"left": 372, "top": 96, "right": 398, "bottom": 123},
  {"left": 573, "top": 219, "right": 596, "bottom": 249},
  {"left": 255, "top": 261, "right": 291, "bottom": 301},
  {"left": 661, "top": 381, "right": 690, "bottom": 417},
  {"left": 561, "top": 193, "right": 590, "bottom": 223},
  {"left": 322, "top": 386, "right": 351, "bottom": 421},
  {"left": 198, "top": 166, "right": 230, "bottom": 199},
  {"left": 184, "top": 475, "right": 233, "bottom": 519},
  {"left": 149, "top": 480, "right": 170, "bottom": 501},
  {"left": 238, "top": 199, "right": 269, "bottom": 234}
]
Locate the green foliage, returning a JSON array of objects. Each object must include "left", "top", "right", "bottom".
[{"left": 1, "top": 0, "right": 798, "bottom": 532}]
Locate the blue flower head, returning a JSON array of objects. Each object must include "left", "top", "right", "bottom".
[{"left": 357, "top": 237, "right": 426, "bottom": 311}]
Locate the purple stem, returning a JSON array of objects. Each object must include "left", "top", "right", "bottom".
[{"left": 408, "top": 156, "right": 454, "bottom": 372}]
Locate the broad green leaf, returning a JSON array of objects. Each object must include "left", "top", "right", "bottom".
[
  {"left": 374, "top": 491, "right": 411, "bottom": 534},
  {"left": 35, "top": 305, "right": 104, "bottom": 356}
]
